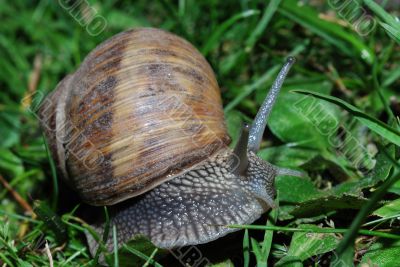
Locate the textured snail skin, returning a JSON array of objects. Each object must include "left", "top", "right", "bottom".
[{"left": 86, "top": 149, "right": 276, "bottom": 253}]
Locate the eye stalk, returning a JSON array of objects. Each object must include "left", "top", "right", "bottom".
[
  {"left": 231, "top": 57, "right": 296, "bottom": 176},
  {"left": 248, "top": 57, "right": 296, "bottom": 152},
  {"left": 231, "top": 123, "right": 250, "bottom": 176}
]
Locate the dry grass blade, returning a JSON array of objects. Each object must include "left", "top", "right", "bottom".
[{"left": 0, "top": 175, "right": 35, "bottom": 218}]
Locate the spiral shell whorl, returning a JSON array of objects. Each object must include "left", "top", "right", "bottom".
[{"left": 39, "top": 28, "right": 230, "bottom": 206}]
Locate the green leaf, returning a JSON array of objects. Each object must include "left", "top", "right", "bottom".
[
  {"left": 258, "top": 145, "right": 319, "bottom": 168},
  {"left": 275, "top": 256, "right": 302, "bottom": 267},
  {"left": 293, "top": 90, "right": 400, "bottom": 146},
  {"left": 276, "top": 224, "right": 339, "bottom": 265},
  {"left": 268, "top": 82, "right": 339, "bottom": 150},
  {"left": 290, "top": 194, "right": 367, "bottom": 218},
  {"left": 333, "top": 148, "right": 393, "bottom": 195},
  {"left": 373, "top": 198, "right": 400, "bottom": 218},
  {"left": 330, "top": 246, "right": 354, "bottom": 267},
  {"left": 389, "top": 180, "right": 400, "bottom": 195},
  {"left": 210, "top": 259, "right": 235, "bottom": 267},
  {"left": 277, "top": 175, "right": 324, "bottom": 220},
  {"left": 361, "top": 239, "right": 400, "bottom": 266},
  {"left": 301, "top": 154, "right": 351, "bottom": 179},
  {"left": 333, "top": 152, "right": 400, "bottom": 262},
  {"left": 276, "top": 175, "right": 325, "bottom": 204}
]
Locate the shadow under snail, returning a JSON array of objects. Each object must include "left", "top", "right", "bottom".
[{"left": 38, "top": 27, "right": 302, "bottom": 254}]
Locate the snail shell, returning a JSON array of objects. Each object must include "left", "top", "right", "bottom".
[{"left": 39, "top": 28, "right": 230, "bottom": 206}]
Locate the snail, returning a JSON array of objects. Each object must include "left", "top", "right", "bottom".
[{"left": 38, "top": 27, "right": 300, "bottom": 254}]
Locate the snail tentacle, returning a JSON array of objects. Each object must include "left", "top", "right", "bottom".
[
  {"left": 248, "top": 57, "right": 296, "bottom": 152},
  {"left": 276, "top": 167, "right": 304, "bottom": 177},
  {"left": 231, "top": 123, "right": 250, "bottom": 176}
]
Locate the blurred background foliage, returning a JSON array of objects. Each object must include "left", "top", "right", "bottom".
[{"left": 0, "top": 0, "right": 399, "bottom": 266}]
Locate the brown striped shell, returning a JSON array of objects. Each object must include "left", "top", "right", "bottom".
[{"left": 39, "top": 28, "right": 230, "bottom": 206}]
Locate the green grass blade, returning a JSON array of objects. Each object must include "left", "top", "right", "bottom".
[
  {"left": 279, "top": 0, "right": 374, "bottom": 64},
  {"left": 42, "top": 135, "right": 58, "bottom": 210},
  {"left": 143, "top": 248, "right": 159, "bottom": 267},
  {"left": 93, "top": 206, "right": 110, "bottom": 265},
  {"left": 201, "top": 9, "right": 260, "bottom": 56},
  {"left": 372, "top": 59, "right": 396, "bottom": 127},
  {"left": 227, "top": 224, "right": 400, "bottom": 240},
  {"left": 250, "top": 237, "right": 265, "bottom": 267},
  {"left": 293, "top": 90, "right": 400, "bottom": 146},
  {"left": 243, "top": 229, "right": 250, "bottom": 267},
  {"left": 224, "top": 65, "right": 280, "bottom": 112},
  {"left": 123, "top": 244, "right": 163, "bottom": 267},
  {"left": 33, "top": 200, "right": 67, "bottom": 243},
  {"left": 60, "top": 248, "right": 87, "bottom": 267},
  {"left": 364, "top": 0, "right": 400, "bottom": 27},
  {"left": 0, "top": 254, "right": 14, "bottom": 267},
  {"left": 102, "top": 207, "right": 111, "bottom": 243},
  {"left": 260, "top": 210, "right": 278, "bottom": 265},
  {"left": 245, "top": 0, "right": 282, "bottom": 52},
  {"left": 113, "top": 225, "right": 119, "bottom": 267},
  {"left": 379, "top": 22, "right": 400, "bottom": 43},
  {"left": 363, "top": 213, "right": 400, "bottom": 226},
  {"left": 363, "top": 0, "right": 400, "bottom": 43},
  {"left": 221, "top": 0, "right": 281, "bottom": 75},
  {"left": 156, "top": 0, "right": 190, "bottom": 40},
  {"left": 383, "top": 64, "right": 400, "bottom": 87},
  {"left": 0, "top": 209, "right": 39, "bottom": 223}
]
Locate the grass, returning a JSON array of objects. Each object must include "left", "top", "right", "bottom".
[{"left": 0, "top": 0, "right": 399, "bottom": 266}]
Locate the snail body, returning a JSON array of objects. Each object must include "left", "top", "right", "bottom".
[{"left": 39, "top": 28, "right": 297, "bottom": 253}]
